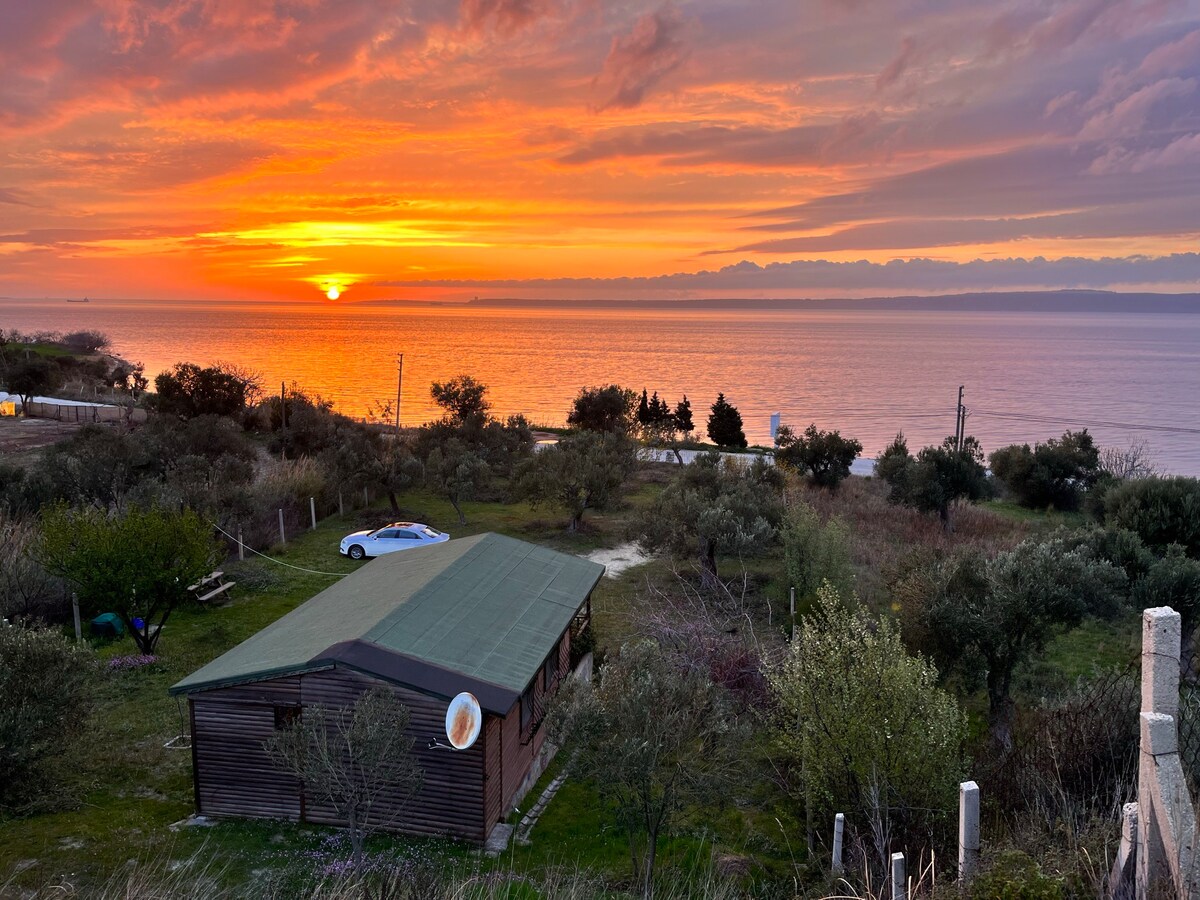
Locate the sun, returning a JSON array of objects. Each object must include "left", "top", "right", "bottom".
[{"left": 326, "top": 286, "right": 340, "bottom": 300}]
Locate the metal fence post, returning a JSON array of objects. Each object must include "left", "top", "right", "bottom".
[
  {"left": 278, "top": 508, "right": 286, "bottom": 546},
  {"left": 310, "top": 496, "right": 317, "bottom": 530}
]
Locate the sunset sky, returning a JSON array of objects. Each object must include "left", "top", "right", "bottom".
[{"left": 3, "top": 0, "right": 1200, "bottom": 301}]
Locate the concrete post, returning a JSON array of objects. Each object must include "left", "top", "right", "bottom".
[
  {"left": 790, "top": 586, "right": 795, "bottom": 619},
  {"left": 278, "top": 508, "right": 286, "bottom": 546},
  {"left": 832, "top": 812, "right": 845, "bottom": 875},
  {"left": 959, "top": 780, "right": 980, "bottom": 883},
  {"left": 237, "top": 526, "right": 244, "bottom": 561},
  {"left": 891, "top": 852, "right": 906, "bottom": 900},
  {"left": 310, "top": 496, "right": 317, "bottom": 530},
  {"left": 1138, "top": 607, "right": 1181, "bottom": 897},
  {"left": 72, "top": 594, "right": 81, "bottom": 642}
]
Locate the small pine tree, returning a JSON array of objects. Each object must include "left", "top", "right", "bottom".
[
  {"left": 674, "top": 396, "right": 694, "bottom": 435},
  {"left": 636, "top": 389, "right": 651, "bottom": 427},
  {"left": 707, "top": 393, "right": 747, "bottom": 449}
]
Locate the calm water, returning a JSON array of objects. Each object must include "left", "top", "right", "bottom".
[{"left": 3, "top": 298, "right": 1198, "bottom": 475}]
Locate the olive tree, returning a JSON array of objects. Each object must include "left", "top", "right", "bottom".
[
  {"left": 515, "top": 430, "right": 636, "bottom": 531},
  {"left": 37, "top": 505, "right": 219, "bottom": 654},
  {"left": 774, "top": 423, "right": 862, "bottom": 488},
  {"left": 425, "top": 438, "right": 489, "bottom": 525},
  {"left": 877, "top": 434, "right": 990, "bottom": 531},
  {"left": 636, "top": 452, "right": 782, "bottom": 587},
  {"left": 266, "top": 686, "right": 422, "bottom": 873},
  {"left": 548, "top": 640, "right": 746, "bottom": 899},
  {"left": 914, "top": 536, "right": 1125, "bottom": 749}
]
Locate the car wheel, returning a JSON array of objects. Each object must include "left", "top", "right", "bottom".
[{"left": 348, "top": 544, "right": 366, "bottom": 560}]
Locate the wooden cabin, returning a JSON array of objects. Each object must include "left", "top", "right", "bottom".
[{"left": 170, "top": 532, "right": 602, "bottom": 844}]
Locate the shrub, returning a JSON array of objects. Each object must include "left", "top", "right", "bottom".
[
  {"left": 989, "top": 430, "right": 1100, "bottom": 512},
  {"left": 0, "top": 623, "right": 96, "bottom": 806},
  {"left": 968, "top": 851, "right": 1064, "bottom": 900},
  {"left": 781, "top": 500, "right": 853, "bottom": 603},
  {"left": 768, "top": 584, "right": 966, "bottom": 870},
  {"left": 1104, "top": 475, "right": 1200, "bottom": 557},
  {"left": 0, "top": 514, "right": 65, "bottom": 622},
  {"left": 59, "top": 330, "right": 110, "bottom": 353}
]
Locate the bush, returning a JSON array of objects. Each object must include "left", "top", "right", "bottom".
[
  {"left": 1104, "top": 475, "right": 1200, "bottom": 557},
  {"left": 989, "top": 430, "right": 1100, "bottom": 511},
  {"left": 0, "top": 623, "right": 96, "bottom": 806},
  {"left": 781, "top": 501, "right": 853, "bottom": 603},
  {"left": 0, "top": 515, "right": 65, "bottom": 622},
  {"left": 768, "top": 584, "right": 965, "bottom": 867},
  {"left": 968, "top": 851, "right": 1064, "bottom": 900},
  {"left": 59, "top": 330, "right": 110, "bottom": 353}
]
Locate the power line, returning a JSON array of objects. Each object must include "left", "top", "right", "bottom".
[
  {"left": 210, "top": 521, "right": 347, "bottom": 577},
  {"left": 970, "top": 408, "right": 1200, "bottom": 437}
]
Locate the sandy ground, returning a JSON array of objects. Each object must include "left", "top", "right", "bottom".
[
  {"left": 0, "top": 415, "right": 85, "bottom": 466},
  {"left": 583, "top": 541, "right": 653, "bottom": 578}
]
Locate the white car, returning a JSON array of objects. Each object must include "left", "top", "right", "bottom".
[{"left": 339, "top": 522, "right": 449, "bottom": 560}]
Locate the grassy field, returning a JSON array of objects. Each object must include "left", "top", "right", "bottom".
[{"left": 0, "top": 469, "right": 1140, "bottom": 895}]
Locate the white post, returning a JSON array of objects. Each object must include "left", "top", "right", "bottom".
[
  {"left": 72, "top": 594, "right": 81, "bottom": 642},
  {"left": 1138, "top": 606, "right": 1181, "bottom": 897},
  {"left": 832, "top": 812, "right": 845, "bottom": 875},
  {"left": 770, "top": 412, "right": 781, "bottom": 442},
  {"left": 891, "top": 852, "right": 906, "bottom": 900},
  {"left": 959, "top": 781, "right": 980, "bottom": 882},
  {"left": 310, "top": 496, "right": 317, "bottom": 530},
  {"left": 789, "top": 586, "right": 795, "bottom": 619},
  {"left": 237, "top": 526, "right": 244, "bottom": 561},
  {"left": 278, "top": 508, "right": 286, "bottom": 546}
]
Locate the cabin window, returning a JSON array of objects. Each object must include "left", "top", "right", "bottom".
[{"left": 274, "top": 705, "right": 301, "bottom": 730}]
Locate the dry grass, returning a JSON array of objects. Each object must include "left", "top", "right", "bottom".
[{"left": 789, "top": 477, "right": 1031, "bottom": 608}]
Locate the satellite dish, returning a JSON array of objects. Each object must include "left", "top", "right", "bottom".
[{"left": 445, "top": 692, "right": 482, "bottom": 750}]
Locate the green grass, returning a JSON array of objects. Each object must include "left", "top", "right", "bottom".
[{"left": 983, "top": 499, "right": 1087, "bottom": 530}]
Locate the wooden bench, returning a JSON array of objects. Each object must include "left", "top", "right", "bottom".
[{"left": 188, "top": 570, "right": 236, "bottom": 605}]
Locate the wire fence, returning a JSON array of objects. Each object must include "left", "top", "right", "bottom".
[{"left": 977, "top": 648, "right": 1200, "bottom": 831}]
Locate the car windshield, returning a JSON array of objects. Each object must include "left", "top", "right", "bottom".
[{"left": 423, "top": 527, "right": 441, "bottom": 538}]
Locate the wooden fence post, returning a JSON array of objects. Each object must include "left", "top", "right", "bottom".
[
  {"left": 310, "top": 497, "right": 317, "bottom": 530},
  {"left": 363, "top": 486, "right": 369, "bottom": 506},
  {"left": 338, "top": 491, "right": 344, "bottom": 517},
  {"left": 237, "top": 526, "right": 245, "bottom": 561},
  {"left": 278, "top": 508, "right": 286, "bottom": 546}
]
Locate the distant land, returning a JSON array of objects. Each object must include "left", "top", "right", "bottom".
[{"left": 455, "top": 290, "right": 1200, "bottom": 313}]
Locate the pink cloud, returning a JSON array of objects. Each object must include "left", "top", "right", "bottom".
[{"left": 592, "top": 4, "right": 689, "bottom": 111}]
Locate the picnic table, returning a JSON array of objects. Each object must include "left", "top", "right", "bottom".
[{"left": 188, "top": 570, "right": 236, "bottom": 605}]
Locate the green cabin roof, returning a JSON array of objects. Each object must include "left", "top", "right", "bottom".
[{"left": 170, "top": 533, "right": 604, "bottom": 701}]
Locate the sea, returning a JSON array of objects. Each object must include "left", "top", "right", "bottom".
[{"left": 3, "top": 297, "right": 1198, "bottom": 475}]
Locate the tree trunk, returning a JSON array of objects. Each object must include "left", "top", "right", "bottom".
[
  {"left": 698, "top": 538, "right": 719, "bottom": 589},
  {"left": 987, "top": 667, "right": 1015, "bottom": 752},
  {"left": 568, "top": 511, "right": 582, "bottom": 533},
  {"left": 671, "top": 447, "right": 684, "bottom": 465},
  {"left": 642, "top": 828, "right": 658, "bottom": 900},
  {"left": 939, "top": 503, "right": 956, "bottom": 533},
  {"left": 387, "top": 490, "right": 400, "bottom": 514},
  {"left": 348, "top": 807, "right": 364, "bottom": 875},
  {"left": 450, "top": 497, "right": 467, "bottom": 526}
]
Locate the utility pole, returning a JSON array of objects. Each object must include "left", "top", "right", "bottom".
[
  {"left": 280, "top": 381, "right": 287, "bottom": 430},
  {"left": 955, "top": 385, "right": 964, "bottom": 452},
  {"left": 395, "top": 353, "right": 404, "bottom": 435}
]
